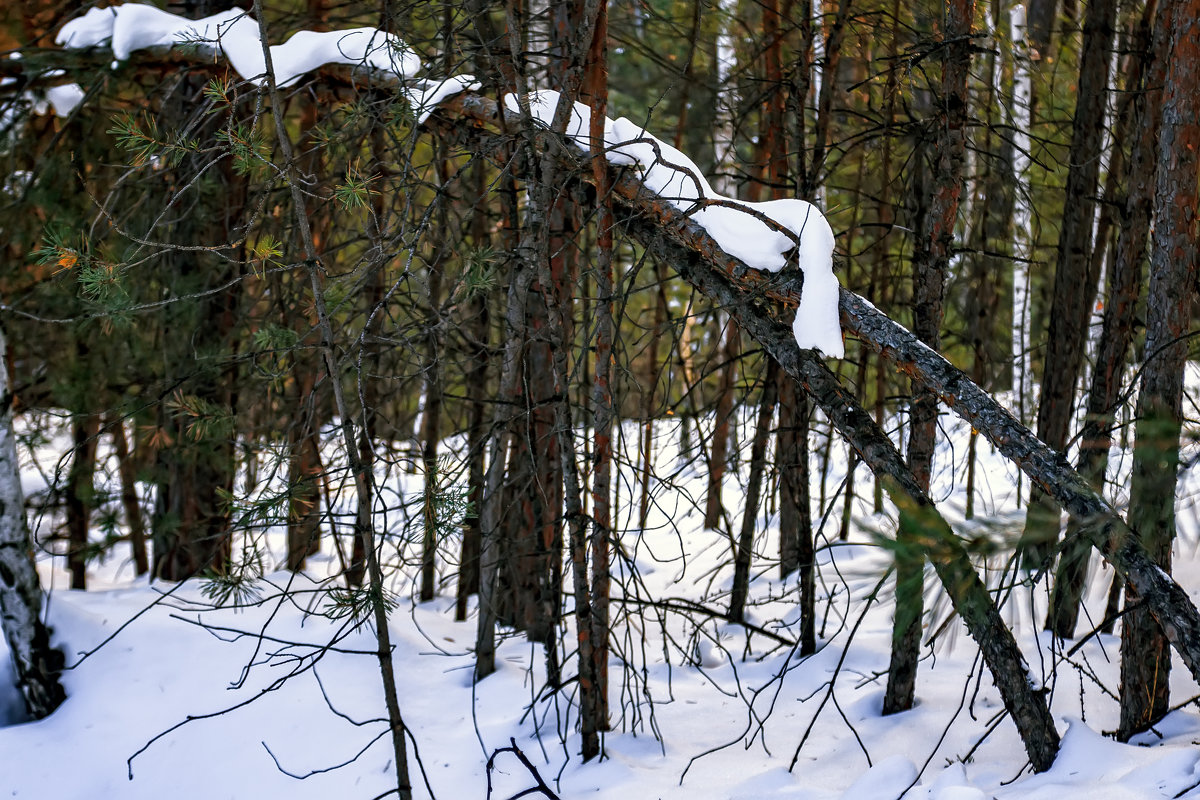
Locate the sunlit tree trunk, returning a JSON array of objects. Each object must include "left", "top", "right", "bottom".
[{"left": 1118, "top": 0, "right": 1198, "bottom": 740}]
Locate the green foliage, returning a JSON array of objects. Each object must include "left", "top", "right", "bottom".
[
  {"left": 164, "top": 393, "right": 235, "bottom": 442},
  {"left": 201, "top": 77, "right": 233, "bottom": 111},
  {"left": 215, "top": 123, "right": 270, "bottom": 178},
  {"left": 457, "top": 245, "right": 499, "bottom": 300},
  {"left": 322, "top": 585, "right": 399, "bottom": 627},
  {"left": 33, "top": 229, "right": 134, "bottom": 322},
  {"left": 107, "top": 112, "right": 199, "bottom": 167},
  {"left": 252, "top": 322, "right": 300, "bottom": 353},
  {"left": 200, "top": 548, "right": 266, "bottom": 607},
  {"left": 333, "top": 163, "right": 374, "bottom": 211}
]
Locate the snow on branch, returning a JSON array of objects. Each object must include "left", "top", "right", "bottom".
[
  {"left": 29, "top": 3, "right": 842, "bottom": 358},
  {"left": 48, "top": 3, "right": 478, "bottom": 123},
  {"left": 505, "top": 90, "right": 844, "bottom": 358}
]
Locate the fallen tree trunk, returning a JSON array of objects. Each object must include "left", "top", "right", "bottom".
[
  {"left": 15, "top": 37, "right": 1200, "bottom": 766},
  {"left": 427, "top": 90, "right": 1200, "bottom": 770},
  {"left": 425, "top": 93, "right": 1062, "bottom": 772},
  {"left": 618, "top": 190, "right": 1062, "bottom": 773}
]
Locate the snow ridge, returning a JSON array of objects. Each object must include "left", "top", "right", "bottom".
[
  {"left": 504, "top": 89, "right": 844, "bottom": 358},
  {"left": 53, "top": 3, "right": 478, "bottom": 123}
]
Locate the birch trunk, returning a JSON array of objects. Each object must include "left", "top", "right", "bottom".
[{"left": 0, "top": 326, "right": 65, "bottom": 720}]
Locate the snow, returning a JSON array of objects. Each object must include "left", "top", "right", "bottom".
[
  {"left": 504, "top": 90, "right": 845, "bottom": 358},
  {"left": 46, "top": 3, "right": 835, "bottom": 354},
  {"left": 1, "top": 395, "right": 1198, "bottom": 799},
  {"left": 42, "top": 83, "right": 86, "bottom": 117},
  {"left": 52, "top": 3, "right": 475, "bottom": 119}
]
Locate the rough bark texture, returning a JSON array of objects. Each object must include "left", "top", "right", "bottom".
[
  {"left": 1118, "top": 0, "right": 1198, "bottom": 740},
  {"left": 1046, "top": 0, "right": 1163, "bottom": 638},
  {"left": 1021, "top": 0, "right": 1117, "bottom": 567},
  {"left": 583, "top": 1, "right": 613, "bottom": 758},
  {"left": 429, "top": 90, "right": 1200, "bottom": 707},
  {"left": 0, "top": 326, "right": 65, "bottom": 719},
  {"left": 885, "top": 0, "right": 974, "bottom": 716}
]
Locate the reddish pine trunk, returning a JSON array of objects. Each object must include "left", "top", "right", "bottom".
[{"left": 1118, "top": 0, "right": 1198, "bottom": 741}]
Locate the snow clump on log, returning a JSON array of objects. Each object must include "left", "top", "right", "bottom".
[{"left": 504, "top": 90, "right": 844, "bottom": 358}]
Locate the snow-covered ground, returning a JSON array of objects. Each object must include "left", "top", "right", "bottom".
[{"left": 2, "top": 371, "right": 1200, "bottom": 799}]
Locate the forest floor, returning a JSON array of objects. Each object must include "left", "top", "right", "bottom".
[{"left": 2, "top": 370, "right": 1199, "bottom": 799}]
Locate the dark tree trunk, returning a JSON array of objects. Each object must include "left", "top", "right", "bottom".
[
  {"left": 419, "top": 159, "right": 448, "bottom": 603},
  {"left": 704, "top": 319, "right": 740, "bottom": 531},
  {"left": 1021, "top": 0, "right": 1118, "bottom": 568},
  {"left": 457, "top": 165, "right": 492, "bottom": 622},
  {"left": 729, "top": 359, "right": 780, "bottom": 622},
  {"left": 584, "top": 2, "right": 614, "bottom": 757},
  {"left": 778, "top": 378, "right": 815, "bottom": 653},
  {"left": 108, "top": 415, "right": 148, "bottom": 576},
  {"left": 884, "top": 0, "right": 974, "bottom": 717},
  {"left": 66, "top": 411, "right": 100, "bottom": 590},
  {"left": 1046, "top": 0, "right": 1164, "bottom": 638},
  {"left": 1026, "top": 0, "right": 1058, "bottom": 58},
  {"left": 1117, "top": 0, "right": 1197, "bottom": 740},
  {"left": 286, "top": 368, "right": 322, "bottom": 572}
]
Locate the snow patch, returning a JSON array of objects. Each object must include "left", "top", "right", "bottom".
[
  {"left": 53, "top": 3, "right": 475, "bottom": 118},
  {"left": 504, "top": 89, "right": 844, "bottom": 358}
]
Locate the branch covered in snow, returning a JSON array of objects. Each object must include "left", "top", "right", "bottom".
[
  {"left": 502, "top": 89, "right": 844, "bottom": 358},
  {"left": 31, "top": 3, "right": 479, "bottom": 122}
]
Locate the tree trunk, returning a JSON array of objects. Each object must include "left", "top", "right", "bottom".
[
  {"left": 1117, "top": 0, "right": 1197, "bottom": 740},
  {"left": 704, "top": 319, "right": 740, "bottom": 531},
  {"left": 65, "top": 411, "right": 100, "bottom": 590},
  {"left": 286, "top": 368, "right": 321, "bottom": 572},
  {"left": 457, "top": 165, "right": 492, "bottom": 622},
  {"left": 0, "top": 326, "right": 66, "bottom": 720},
  {"left": 419, "top": 160, "right": 448, "bottom": 603},
  {"left": 1021, "top": 0, "right": 1118, "bottom": 568},
  {"left": 108, "top": 415, "right": 148, "bottom": 576},
  {"left": 1046, "top": 0, "right": 1163, "bottom": 638},
  {"left": 729, "top": 359, "right": 780, "bottom": 622},
  {"left": 884, "top": 0, "right": 974, "bottom": 716},
  {"left": 584, "top": 2, "right": 614, "bottom": 757}
]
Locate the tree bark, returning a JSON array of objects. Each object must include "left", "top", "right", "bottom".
[
  {"left": 108, "top": 415, "right": 148, "bottom": 576},
  {"left": 584, "top": 1, "right": 613, "bottom": 757},
  {"left": 1046, "top": 0, "right": 1163, "bottom": 638},
  {"left": 66, "top": 411, "right": 100, "bottom": 590},
  {"left": 729, "top": 359, "right": 779, "bottom": 622},
  {"left": 1021, "top": 0, "right": 1118, "bottom": 567},
  {"left": 0, "top": 325, "right": 65, "bottom": 719},
  {"left": 884, "top": 0, "right": 974, "bottom": 716},
  {"left": 1117, "top": 0, "right": 1198, "bottom": 740}
]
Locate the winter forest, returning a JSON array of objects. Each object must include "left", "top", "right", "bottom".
[{"left": 0, "top": 0, "right": 1197, "bottom": 797}]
